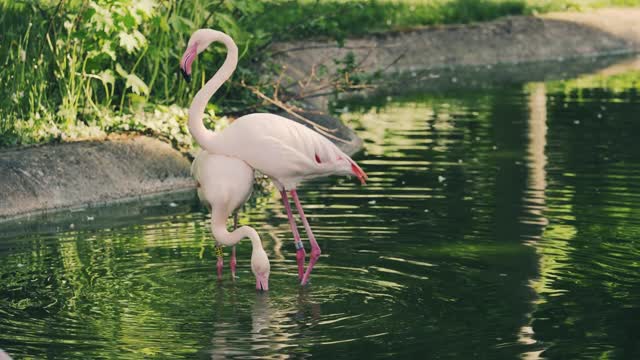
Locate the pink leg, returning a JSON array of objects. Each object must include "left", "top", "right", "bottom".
[
  {"left": 231, "top": 246, "right": 237, "bottom": 279},
  {"left": 291, "top": 189, "right": 321, "bottom": 286},
  {"left": 281, "top": 189, "right": 306, "bottom": 280},
  {"left": 230, "top": 213, "right": 238, "bottom": 279}
]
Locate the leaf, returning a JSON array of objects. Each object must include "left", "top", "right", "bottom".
[
  {"left": 118, "top": 32, "right": 139, "bottom": 54},
  {"left": 125, "top": 73, "right": 149, "bottom": 95},
  {"left": 122, "top": 13, "right": 137, "bottom": 29},
  {"left": 88, "top": 41, "right": 116, "bottom": 61},
  {"left": 98, "top": 69, "right": 115, "bottom": 85},
  {"left": 101, "top": 41, "right": 116, "bottom": 61},
  {"left": 168, "top": 15, "right": 194, "bottom": 33},
  {"left": 115, "top": 63, "right": 128, "bottom": 78},
  {"left": 132, "top": 30, "right": 147, "bottom": 48},
  {"left": 86, "top": 50, "right": 102, "bottom": 60},
  {"left": 128, "top": 93, "right": 147, "bottom": 112},
  {"left": 89, "top": 2, "right": 114, "bottom": 33},
  {"left": 216, "top": 13, "right": 241, "bottom": 37},
  {"left": 134, "top": 0, "right": 158, "bottom": 18},
  {"left": 158, "top": 16, "right": 169, "bottom": 32}
]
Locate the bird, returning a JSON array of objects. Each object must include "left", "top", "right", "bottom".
[
  {"left": 180, "top": 29, "right": 367, "bottom": 286},
  {"left": 191, "top": 150, "right": 270, "bottom": 291},
  {"left": 0, "top": 349, "right": 13, "bottom": 360}
]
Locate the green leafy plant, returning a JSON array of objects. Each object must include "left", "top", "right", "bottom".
[{"left": 1, "top": 0, "right": 639, "bottom": 147}]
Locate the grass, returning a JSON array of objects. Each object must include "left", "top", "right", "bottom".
[
  {"left": 1, "top": 0, "right": 639, "bottom": 148},
  {"left": 253, "top": 0, "right": 640, "bottom": 40}
]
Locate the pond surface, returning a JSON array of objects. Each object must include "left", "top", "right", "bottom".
[{"left": 2, "top": 57, "right": 640, "bottom": 359}]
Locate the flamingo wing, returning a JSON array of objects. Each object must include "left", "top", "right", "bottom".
[{"left": 210, "top": 113, "right": 367, "bottom": 186}]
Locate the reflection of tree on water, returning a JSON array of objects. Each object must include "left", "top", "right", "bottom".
[
  {"left": 526, "top": 79, "right": 640, "bottom": 358},
  {"left": 507, "top": 76, "right": 640, "bottom": 358},
  {"left": 340, "top": 71, "right": 640, "bottom": 357},
  {"left": 518, "top": 82, "right": 549, "bottom": 360},
  {"left": 338, "top": 88, "right": 541, "bottom": 357}
]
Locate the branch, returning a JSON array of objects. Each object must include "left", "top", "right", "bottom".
[{"left": 239, "top": 80, "right": 351, "bottom": 144}]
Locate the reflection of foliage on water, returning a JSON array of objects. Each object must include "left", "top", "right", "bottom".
[
  {"left": 328, "top": 83, "right": 542, "bottom": 356},
  {"left": 335, "top": 67, "right": 640, "bottom": 357},
  {"left": 527, "top": 79, "right": 640, "bottom": 358},
  {"left": 4, "top": 58, "right": 640, "bottom": 357},
  {"left": 1, "top": 216, "right": 214, "bottom": 357},
  {"left": 0, "top": 201, "right": 333, "bottom": 358},
  {"left": 546, "top": 69, "right": 640, "bottom": 96}
]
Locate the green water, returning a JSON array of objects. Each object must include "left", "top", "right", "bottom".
[{"left": 2, "top": 58, "right": 640, "bottom": 359}]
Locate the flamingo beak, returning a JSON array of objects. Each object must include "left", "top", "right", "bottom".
[
  {"left": 180, "top": 44, "right": 197, "bottom": 83},
  {"left": 358, "top": 175, "right": 366, "bottom": 185},
  {"left": 180, "top": 68, "right": 191, "bottom": 83},
  {"left": 351, "top": 163, "right": 368, "bottom": 185},
  {"left": 256, "top": 274, "right": 269, "bottom": 291}
]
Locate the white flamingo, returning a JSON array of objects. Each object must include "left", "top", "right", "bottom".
[
  {"left": 191, "top": 151, "right": 270, "bottom": 290},
  {"left": 180, "top": 29, "right": 367, "bottom": 286}
]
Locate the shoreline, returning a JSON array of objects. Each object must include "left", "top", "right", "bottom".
[
  {"left": 272, "top": 8, "right": 640, "bottom": 108},
  {"left": 3, "top": 8, "right": 640, "bottom": 221}
]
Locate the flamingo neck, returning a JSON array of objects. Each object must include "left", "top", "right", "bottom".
[
  {"left": 211, "top": 212, "right": 262, "bottom": 250},
  {"left": 188, "top": 31, "right": 238, "bottom": 152}
]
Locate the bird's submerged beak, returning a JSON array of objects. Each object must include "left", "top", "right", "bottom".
[
  {"left": 256, "top": 274, "right": 269, "bottom": 291},
  {"left": 180, "top": 44, "right": 197, "bottom": 83}
]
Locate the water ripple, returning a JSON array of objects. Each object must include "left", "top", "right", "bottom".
[{"left": 3, "top": 63, "right": 640, "bottom": 358}]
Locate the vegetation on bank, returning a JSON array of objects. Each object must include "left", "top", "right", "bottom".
[{"left": 1, "top": 0, "right": 639, "bottom": 148}]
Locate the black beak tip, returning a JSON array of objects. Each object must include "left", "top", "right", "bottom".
[{"left": 180, "top": 68, "right": 191, "bottom": 83}]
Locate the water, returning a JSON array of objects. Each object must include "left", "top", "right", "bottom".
[{"left": 2, "top": 57, "right": 640, "bottom": 359}]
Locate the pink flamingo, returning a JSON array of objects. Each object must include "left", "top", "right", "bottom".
[
  {"left": 192, "top": 151, "right": 271, "bottom": 291},
  {"left": 180, "top": 29, "right": 367, "bottom": 286}
]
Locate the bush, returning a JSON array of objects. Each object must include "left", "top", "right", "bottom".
[{"left": 1, "top": 0, "right": 639, "bottom": 147}]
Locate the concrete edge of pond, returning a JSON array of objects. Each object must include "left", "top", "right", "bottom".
[
  {"left": 0, "top": 136, "right": 195, "bottom": 221},
  {"left": 0, "top": 187, "right": 197, "bottom": 235},
  {"left": 271, "top": 8, "right": 640, "bottom": 108}
]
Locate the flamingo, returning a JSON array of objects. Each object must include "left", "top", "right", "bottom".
[
  {"left": 180, "top": 29, "right": 367, "bottom": 286},
  {"left": 0, "top": 349, "right": 13, "bottom": 360},
  {"left": 191, "top": 151, "right": 270, "bottom": 290}
]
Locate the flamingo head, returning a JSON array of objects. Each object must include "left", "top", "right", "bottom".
[
  {"left": 180, "top": 29, "right": 216, "bottom": 82},
  {"left": 251, "top": 246, "right": 270, "bottom": 291}
]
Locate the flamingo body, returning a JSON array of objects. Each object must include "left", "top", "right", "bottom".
[
  {"left": 202, "top": 113, "right": 367, "bottom": 190},
  {"left": 191, "top": 151, "right": 270, "bottom": 290},
  {"left": 192, "top": 151, "right": 253, "bottom": 214}
]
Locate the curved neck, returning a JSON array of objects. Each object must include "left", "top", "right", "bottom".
[
  {"left": 211, "top": 212, "right": 262, "bottom": 250},
  {"left": 188, "top": 31, "right": 238, "bottom": 152}
]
